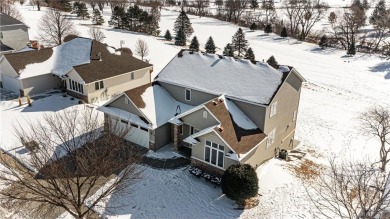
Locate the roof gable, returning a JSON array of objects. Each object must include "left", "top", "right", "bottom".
[{"left": 0, "top": 13, "right": 26, "bottom": 26}]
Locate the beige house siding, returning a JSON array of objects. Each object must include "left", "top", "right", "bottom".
[
  {"left": 159, "top": 81, "right": 217, "bottom": 106},
  {"left": 232, "top": 99, "right": 267, "bottom": 131},
  {"left": 21, "top": 74, "right": 62, "bottom": 95},
  {"left": 192, "top": 132, "right": 239, "bottom": 170},
  {"left": 108, "top": 95, "right": 145, "bottom": 118},
  {"left": 0, "top": 58, "right": 19, "bottom": 79},
  {"left": 241, "top": 140, "right": 272, "bottom": 168},
  {"left": 85, "top": 67, "right": 151, "bottom": 103},
  {"left": 180, "top": 108, "right": 219, "bottom": 130},
  {"left": 263, "top": 71, "right": 303, "bottom": 152}
]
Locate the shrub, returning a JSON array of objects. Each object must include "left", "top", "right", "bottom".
[{"left": 221, "top": 164, "right": 258, "bottom": 202}]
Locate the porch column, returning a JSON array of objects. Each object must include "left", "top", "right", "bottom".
[{"left": 173, "top": 124, "right": 181, "bottom": 151}]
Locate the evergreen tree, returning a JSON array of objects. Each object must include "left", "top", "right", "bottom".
[
  {"left": 108, "top": 6, "right": 126, "bottom": 29},
  {"left": 173, "top": 10, "right": 194, "bottom": 38},
  {"left": 223, "top": 43, "right": 234, "bottom": 57},
  {"left": 319, "top": 35, "right": 328, "bottom": 48},
  {"left": 78, "top": 2, "right": 90, "bottom": 19},
  {"left": 72, "top": 2, "right": 81, "bottom": 14},
  {"left": 92, "top": 9, "right": 104, "bottom": 25},
  {"left": 205, "top": 36, "right": 216, "bottom": 54},
  {"left": 147, "top": 7, "right": 160, "bottom": 36},
  {"left": 267, "top": 55, "right": 278, "bottom": 68},
  {"left": 347, "top": 42, "right": 356, "bottom": 55},
  {"left": 189, "top": 36, "right": 200, "bottom": 51},
  {"left": 244, "top": 47, "right": 255, "bottom": 63},
  {"left": 264, "top": 23, "right": 272, "bottom": 34},
  {"left": 250, "top": 0, "right": 259, "bottom": 10},
  {"left": 164, "top": 30, "right": 172, "bottom": 41},
  {"left": 369, "top": 0, "right": 386, "bottom": 25},
  {"left": 175, "top": 27, "right": 186, "bottom": 46},
  {"left": 362, "top": 0, "right": 370, "bottom": 10},
  {"left": 280, "top": 27, "right": 288, "bottom": 38},
  {"left": 250, "top": 22, "right": 257, "bottom": 31},
  {"left": 231, "top": 28, "right": 248, "bottom": 58}
]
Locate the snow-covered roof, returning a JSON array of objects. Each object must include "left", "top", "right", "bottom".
[
  {"left": 97, "top": 106, "right": 151, "bottom": 129},
  {"left": 124, "top": 83, "right": 195, "bottom": 129},
  {"left": 17, "top": 38, "right": 92, "bottom": 79},
  {"left": 156, "top": 50, "right": 284, "bottom": 105},
  {"left": 219, "top": 95, "right": 257, "bottom": 130}
]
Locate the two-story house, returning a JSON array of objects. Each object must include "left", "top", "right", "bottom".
[
  {"left": 100, "top": 50, "right": 305, "bottom": 176},
  {"left": 0, "top": 13, "right": 29, "bottom": 55},
  {"left": 0, "top": 37, "right": 153, "bottom": 100}
]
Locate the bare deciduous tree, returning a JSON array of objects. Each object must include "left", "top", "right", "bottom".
[
  {"left": 135, "top": 39, "right": 149, "bottom": 61},
  {"left": 0, "top": 0, "right": 23, "bottom": 21},
  {"left": 361, "top": 106, "right": 390, "bottom": 172},
  {"left": 88, "top": 26, "right": 105, "bottom": 42},
  {"left": 305, "top": 158, "right": 390, "bottom": 219},
  {"left": 37, "top": 6, "right": 78, "bottom": 45},
  {"left": 0, "top": 108, "right": 143, "bottom": 219}
]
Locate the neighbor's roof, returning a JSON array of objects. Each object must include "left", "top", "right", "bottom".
[
  {"left": 0, "top": 13, "right": 26, "bottom": 26},
  {"left": 124, "top": 83, "right": 195, "bottom": 129},
  {"left": 156, "top": 50, "right": 284, "bottom": 105},
  {"left": 3, "top": 37, "right": 152, "bottom": 82},
  {"left": 204, "top": 96, "right": 266, "bottom": 155},
  {"left": 74, "top": 40, "right": 152, "bottom": 83}
]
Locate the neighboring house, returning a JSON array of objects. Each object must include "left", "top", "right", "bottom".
[
  {"left": 100, "top": 50, "right": 305, "bottom": 176},
  {"left": 0, "top": 13, "right": 29, "bottom": 55},
  {"left": 0, "top": 37, "right": 153, "bottom": 101}
]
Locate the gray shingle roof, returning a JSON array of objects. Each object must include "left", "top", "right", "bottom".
[{"left": 0, "top": 13, "right": 25, "bottom": 26}]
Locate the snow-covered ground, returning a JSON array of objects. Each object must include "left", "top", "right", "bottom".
[{"left": 3, "top": 2, "right": 390, "bottom": 218}]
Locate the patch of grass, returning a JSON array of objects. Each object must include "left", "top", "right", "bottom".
[{"left": 289, "top": 159, "right": 324, "bottom": 181}]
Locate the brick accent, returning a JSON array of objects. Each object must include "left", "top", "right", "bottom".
[
  {"left": 173, "top": 124, "right": 181, "bottom": 151},
  {"left": 191, "top": 159, "right": 225, "bottom": 177},
  {"left": 66, "top": 90, "right": 88, "bottom": 103}
]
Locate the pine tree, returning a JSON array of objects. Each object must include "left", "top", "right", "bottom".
[
  {"left": 109, "top": 6, "right": 126, "bottom": 29},
  {"left": 205, "top": 36, "right": 216, "bottom": 54},
  {"left": 280, "top": 27, "right": 288, "bottom": 38},
  {"left": 72, "top": 2, "right": 81, "bottom": 14},
  {"left": 231, "top": 28, "right": 248, "bottom": 58},
  {"left": 267, "top": 55, "right": 278, "bottom": 68},
  {"left": 347, "top": 42, "right": 356, "bottom": 55},
  {"left": 78, "top": 3, "right": 90, "bottom": 19},
  {"left": 250, "top": 0, "right": 259, "bottom": 10},
  {"left": 319, "top": 35, "right": 328, "bottom": 48},
  {"left": 244, "top": 47, "right": 255, "bottom": 63},
  {"left": 250, "top": 22, "right": 257, "bottom": 31},
  {"left": 189, "top": 36, "right": 199, "bottom": 51},
  {"left": 175, "top": 27, "right": 186, "bottom": 46},
  {"left": 369, "top": 0, "right": 386, "bottom": 25},
  {"left": 223, "top": 43, "right": 234, "bottom": 57},
  {"left": 92, "top": 9, "right": 104, "bottom": 25},
  {"left": 362, "top": 0, "right": 370, "bottom": 10},
  {"left": 164, "top": 30, "right": 172, "bottom": 41},
  {"left": 173, "top": 10, "right": 194, "bottom": 38},
  {"left": 264, "top": 23, "right": 272, "bottom": 34}
]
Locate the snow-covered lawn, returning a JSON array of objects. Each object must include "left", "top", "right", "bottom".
[{"left": 5, "top": 2, "right": 390, "bottom": 218}]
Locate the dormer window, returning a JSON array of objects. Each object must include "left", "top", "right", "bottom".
[{"left": 185, "top": 88, "right": 191, "bottom": 101}]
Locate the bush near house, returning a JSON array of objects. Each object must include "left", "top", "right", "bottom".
[{"left": 221, "top": 164, "right": 258, "bottom": 202}]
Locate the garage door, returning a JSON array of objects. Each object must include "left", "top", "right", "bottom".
[
  {"left": 2, "top": 74, "right": 20, "bottom": 94},
  {"left": 125, "top": 125, "right": 149, "bottom": 149}
]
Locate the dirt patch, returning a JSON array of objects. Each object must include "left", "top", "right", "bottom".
[
  {"left": 289, "top": 159, "right": 325, "bottom": 181},
  {"left": 235, "top": 196, "right": 260, "bottom": 210}
]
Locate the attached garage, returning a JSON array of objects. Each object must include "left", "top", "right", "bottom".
[
  {"left": 1, "top": 74, "right": 20, "bottom": 94},
  {"left": 124, "top": 123, "right": 150, "bottom": 148}
]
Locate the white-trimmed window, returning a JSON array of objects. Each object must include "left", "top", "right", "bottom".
[
  {"left": 68, "top": 79, "right": 84, "bottom": 94},
  {"left": 203, "top": 111, "right": 208, "bottom": 119},
  {"left": 124, "top": 97, "right": 131, "bottom": 105},
  {"left": 131, "top": 72, "right": 135, "bottom": 80},
  {"left": 205, "top": 140, "right": 224, "bottom": 168},
  {"left": 95, "top": 80, "right": 104, "bottom": 90},
  {"left": 0, "top": 32, "right": 3, "bottom": 39},
  {"left": 267, "top": 128, "right": 276, "bottom": 148},
  {"left": 270, "top": 101, "right": 278, "bottom": 118},
  {"left": 293, "top": 111, "right": 297, "bottom": 122},
  {"left": 185, "top": 88, "right": 191, "bottom": 101}
]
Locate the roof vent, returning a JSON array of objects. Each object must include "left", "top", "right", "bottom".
[
  {"left": 218, "top": 126, "right": 224, "bottom": 132},
  {"left": 218, "top": 98, "right": 224, "bottom": 103},
  {"left": 212, "top": 100, "right": 218, "bottom": 106}
]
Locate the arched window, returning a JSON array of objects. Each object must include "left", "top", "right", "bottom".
[{"left": 203, "top": 111, "right": 208, "bottom": 119}]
